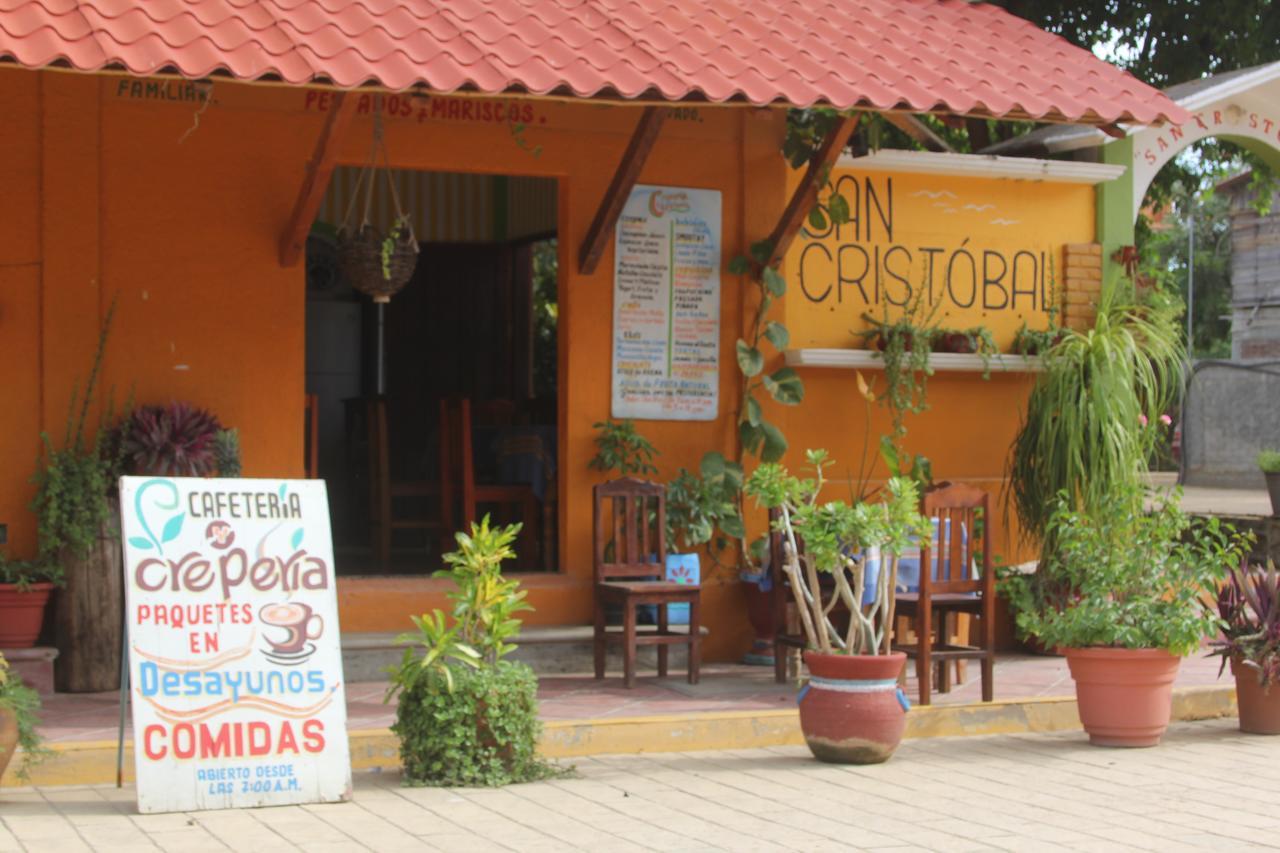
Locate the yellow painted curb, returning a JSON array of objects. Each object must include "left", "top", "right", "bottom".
[{"left": 1, "top": 685, "right": 1237, "bottom": 789}]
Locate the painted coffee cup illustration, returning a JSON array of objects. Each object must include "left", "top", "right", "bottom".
[{"left": 260, "top": 602, "right": 324, "bottom": 655}]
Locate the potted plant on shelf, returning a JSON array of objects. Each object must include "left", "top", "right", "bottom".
[
  {"left": 1210, "top": 558, "right": 1280, "bottom": 734},
  {"left": 746, "top": 450, "right": 928, "bottom": 764},
  {"left": 1005, "top": 485, "right": 1246, "bottom": 747},
  {"left": 1258, "top": 450, "right": 1280, "bottom": 516},
  {"left": 0, "top": 651, "right": 51, "bottom": 783},
  {"left": 0, "top": 551, "right": 62, "bottom": 648},
  {"left": 664, "top": 454, "right": 744, "bottom": 626},
  {"left": 385, "top": 517, "right": 563, "bottom": 786}
]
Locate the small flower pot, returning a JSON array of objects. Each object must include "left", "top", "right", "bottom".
[
  {"left": 1265, "top": 472, "right": 1280, "bottom": 517},
  {"left": 799, "top": 651, "right": 908, "bottom": 764},
  {"left": 933, "top": 332, "right": 976, "bottom": 354},
  {"left": 663, "top": 554, "right": 700, "bottom": 625},
  {"left": 0, "top": 707, "right": 18, "bottom": 781},
  {"left": 1065, "top": 647, "right": 1180, "bottom": 747},
  {"left": 1231, "top": 656, "right": 1280, "bottom": 735},
  {"left": 0, "top": 582, "right": 55, "bottom": 648}
]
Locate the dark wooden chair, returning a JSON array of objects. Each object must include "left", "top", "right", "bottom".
[
  {"left": 768, "top": 508, "right": 849, "bottom": 683},
  {"left": 893, "top": 482, "right": 995, "bottom": 706},
  {"left": 445, "top": 398, "right": 541, "bottom": 569},
  {"left": 593, "top": 478, "right": 701, "bottom": 688},
  {"left": 304, "top": 393, "right": 320, "bottom": 479},
  {"left": 369, "top": 397, "right": 454, "bottom": 563}
]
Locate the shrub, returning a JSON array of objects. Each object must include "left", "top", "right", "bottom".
[
  {"left": 0, "top": 652, "right": 51, "bottom": 781},
  {"left": 386, "top": 516, "right": 564, "bottom": 786},
  {"left": 1257, "top": 449, "right": 1280, "bottom": 474}
]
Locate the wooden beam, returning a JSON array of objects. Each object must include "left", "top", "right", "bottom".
[
  {"left": 578, "top": 106, "right": 667, "bottom": 275},
  {"left": 278, "top": 91, "right": 359, "bottom": 268},
  {"left": 764, "top": 114, "right": 860, "bottom": 270},
  {"left": 886, "top": 113, "right": 953, "bottom": 153}
]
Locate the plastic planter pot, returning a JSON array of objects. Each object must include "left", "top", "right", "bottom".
[
  {"left": 663, "top": 553, "right": 699, "bottom": 625},
  {"left": 0, "top": 583, "right": 54, "bottom": 648},
  {"left": 799, "top": 651, "right": 909, "bottom": 764},
  {"left": 1231, "top": 656, "right": 1280, "bottom": 735},
  {"left": 1065, "top": 647, "right": 1180, "bottom": 747}
]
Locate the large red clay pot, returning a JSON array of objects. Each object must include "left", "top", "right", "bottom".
[
  {"left": 799, "top": 651, "right": 908, "bottom": 764},
  {"left": 1231, "top": 656, "right": 1280, "bottom": 735},
  {"left": 0, "top": 583, "right": 54, "bottom": 648},
  {"left": 1065, "top": 647, "right": 1180, "bottom": 747}
]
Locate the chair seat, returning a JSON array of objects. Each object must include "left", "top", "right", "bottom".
[
  {"left": 896, "top": 592, "right": 982, "bottom": 610},
  {"left": 598, "top": 581, "right": 700, "bottom": 599}
]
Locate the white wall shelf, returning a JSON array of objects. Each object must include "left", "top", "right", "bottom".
[{"left": 784, "top": 349, "right": 1045, "bottom": 373}]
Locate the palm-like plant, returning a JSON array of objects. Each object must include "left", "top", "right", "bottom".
[{"left": 1009, "top": 284, "right": 1185, "bottom": 548}]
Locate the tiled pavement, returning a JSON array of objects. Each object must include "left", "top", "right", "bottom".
[
  {"left": 35, "top": 654, "right": 1230, "bottom": 745},
  {"left": 2, "top": 718, "right": 1277, "bottom": 851}
]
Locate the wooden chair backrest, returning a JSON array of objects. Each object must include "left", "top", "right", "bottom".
[
  {"left": 439, "top": 397, "right": 477, "bottom": 526},
  {"left": 436, "top": 397, "right": 456, "bottom": 532},
  {"left": 304, "top": 393, "right": 319, "bottom": 479},
  {"left": 919, "top": 482, "right": 990, "bottom": 596},
  {"left": 593, "top": 478, "right": 666, "bottom": 582}
]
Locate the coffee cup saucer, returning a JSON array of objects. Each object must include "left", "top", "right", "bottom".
[{"left": 262, "top": 642, "right": 316, "bottom": 666}]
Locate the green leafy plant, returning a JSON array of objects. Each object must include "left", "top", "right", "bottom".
[
  {"left": 745, "top": 450, "right": 929, "bottom": 655},
  {"left": 121, "top": 402, "right": 223, "bottom": 477},
  {"left": 0, "top": 550, "right": 62, "bottom": 590},
  {"left": 1008, "top": 285, "right": 1184, "bottom": 550},
  {"left": 665, "top": 453, "right": 745, "bottom": 555},
  {"left": 1012, "top": 322, "right": 1065, "bottom": 357},
  {"left": 1257, "top": 449, "right": 1280, "bottom": 474},
  {"left": 1003, "top": 486, "right": 1246, "bottom": 656},
  {"left": 386, "top": 517, "right": 563, "bottom": 786},
  {"left": 1210, "top": 558, "right": 1280, "bottom": 687},
  {"left": 214, "top": 428, "right": 242, "bottom": 478},
  {"left": 858, "top": 283, "right": 943, "bottom": 440},
  {"left": 588, "top": 419, "right": 658, "bottom": 477},
  {"left": 380, "top": 217, "right": 409, "bottom": 280},
  {"left": 0, "top": 652, "right": 52, "bottom": 781},
  {"left": 31, "top": 302, "right": 126, "bottom": 562}
]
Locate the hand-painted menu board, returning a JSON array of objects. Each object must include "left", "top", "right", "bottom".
[
  {"left": 120, "top": 477, "right": 351, "bottom": 814},
  {"left": 611, "top": 185, "right": 722, "bottom": 421}
]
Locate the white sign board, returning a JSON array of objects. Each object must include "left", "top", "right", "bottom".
[
  {"left": 611, "top": 184, "right": 722, "bottom": 420},
  {"left": 120, "top": 477, "right": 351, "bottom": 814}
]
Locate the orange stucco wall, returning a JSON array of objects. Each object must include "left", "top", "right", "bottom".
[{"left": 0, "top": 67, "right": 1093, "bottom": 662}]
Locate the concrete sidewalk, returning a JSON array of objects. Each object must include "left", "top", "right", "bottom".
[{"left": 2, "top": 718, "right": 1277, "bottom": 852}]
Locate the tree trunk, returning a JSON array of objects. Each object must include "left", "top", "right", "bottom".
[{"left": 54, "top": 503, "right": 123, "bottom": 693}]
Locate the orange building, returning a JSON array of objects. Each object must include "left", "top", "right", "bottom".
[{"left": 0, "top": 2, "right": 1186, "bottom": 664}]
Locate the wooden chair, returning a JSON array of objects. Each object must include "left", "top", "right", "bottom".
[
  {"left": 893, "top": 482, "right": 995, "bottom": 706},
  {"left": 368, "top": 397, "right": 453, "bottom": 563},
  {"left": 593, "top": 478, "right": 701, "bottom": 688},
  {"left": 303, "top": 393, "right": 319, "bottom": 479},
  {"left": 444, "top": 398, "right": 541, "bottom": 568}
]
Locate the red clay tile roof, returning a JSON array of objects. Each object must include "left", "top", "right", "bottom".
[{"left": 0, "top": 0, "right": 1187, "bottom": 124}]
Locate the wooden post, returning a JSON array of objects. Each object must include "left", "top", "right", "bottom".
[
  {"left": 578, "top": 106, "right": 667, "bottom": 275},
  {"left": 763, "top": 114, "right": 859, "bottom": 270},
  {"left": 278, "top": 91, "right": 359, "bottom": 268}
]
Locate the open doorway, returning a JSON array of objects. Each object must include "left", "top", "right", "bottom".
[{"left": 304, "top": 169, "right": 559, "bottom": 575}]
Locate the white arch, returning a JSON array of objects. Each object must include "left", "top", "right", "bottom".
[{"left": 1129, "top": 67, "right": 1280, "bottom": 219}]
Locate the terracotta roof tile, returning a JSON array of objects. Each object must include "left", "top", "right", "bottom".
[{"left": 0, "top": 0, "right": 1188, "bottom": 123}]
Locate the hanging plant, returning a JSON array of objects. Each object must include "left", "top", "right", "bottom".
[{"left": 337, "top": 96, "right": 420, "bottom": 304}]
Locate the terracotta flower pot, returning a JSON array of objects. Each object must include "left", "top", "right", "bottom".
[
  {"left": 1065, "top": 647, "right": 1180, "bottom": 747},
  {"left": 1231, "top": 656, "right": 1280, "bottom": 735},
  {"left": 0, "top": 707, "right": 17, "bottom": 782},
  {"left": 799, "top": 651, "right": 908, "bottom": 764},
  {"left": 0, "top": 582, "right": 55, "bottom": 648}
]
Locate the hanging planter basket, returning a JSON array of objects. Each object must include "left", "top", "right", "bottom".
[
  {"left": 338, "top": 220, "right": 418, "bottom": 304},
  {"left": 337, "top": 97, "right": 420, "bottom": 304}
]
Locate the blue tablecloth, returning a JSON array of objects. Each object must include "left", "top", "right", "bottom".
[{"left": 473, "top": 425, "right": 557, "bottom": 501}]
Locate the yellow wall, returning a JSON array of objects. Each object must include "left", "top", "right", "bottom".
[{"left": 0, "top": 68, "right": 1095, "bottom": 661}]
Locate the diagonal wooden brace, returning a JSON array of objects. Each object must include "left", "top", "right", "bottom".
[
  {"left": 278, "top": 91, "right": 360, "bottom": 268},
  {"left": 578, "top": 106, "right": 667, "bottom": 275},
  {"left": 763, "top": 114, "right": 860, "bottom": 270}
]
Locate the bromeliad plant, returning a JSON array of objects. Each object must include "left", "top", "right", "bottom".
[
  {"left": 120, "top": 402, "right": 223, "bottom": 477},
  {"left": 745, "top": 450, "right": 929, "bottom": 655},
  {"left": 1004, "top": 486, "right": 1246, "bottom": 656},
  {"left": 1210, "top": 558, "right": 1280, "bottom": 688},
  {"left": 386, "top": 517, "right": 561, "bottom": 787}
]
